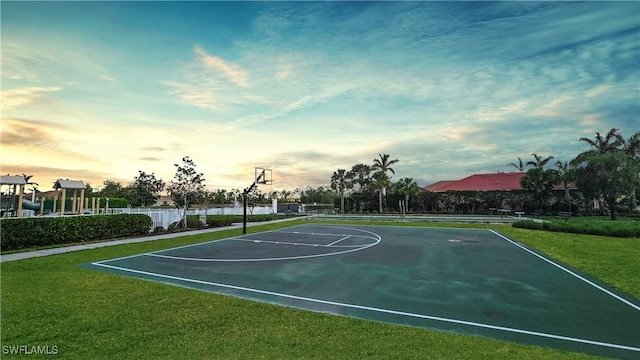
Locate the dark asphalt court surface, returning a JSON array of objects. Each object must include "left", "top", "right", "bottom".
[{"left": 87, "top": 224, "right": 640, "bottom": 359}]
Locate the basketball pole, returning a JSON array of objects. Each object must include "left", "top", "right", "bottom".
[{"left": 243, "top": 170, "right": 265, "bottom": 234}]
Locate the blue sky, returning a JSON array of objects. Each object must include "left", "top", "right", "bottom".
[{"left": 2, "top": 1, "right": 639, "bottom": 192}]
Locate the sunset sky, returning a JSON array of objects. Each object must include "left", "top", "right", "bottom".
[{"left": 2, "top": 1, "right": 639, "bottom": 193}]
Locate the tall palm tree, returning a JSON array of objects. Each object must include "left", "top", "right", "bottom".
[
  {"left": 526, "top": 153, "right": 554, "bottom": 169},
  {"left": 396, "top": 177, "right": 419, "bottom": 215},
  {"left": 506, "top": 157, "right": 527, "bottom": 172},
  {"left": 331, "top": 169, "right": 352, "bottom": 214},
  {"left": 555, "top": 160, "right": 575, "bottom": 211},
  {"left": 578, "top": 128, "right": 624, "bottom": 153},
  {"left": 521, "top": 154, "right": 557, "bottom": 211},
  {"left": 348, "top": 164, "right": 371, "bottom": 213},
  {"left": 372, "top": 153, "right": 399, "bottom": 213}
]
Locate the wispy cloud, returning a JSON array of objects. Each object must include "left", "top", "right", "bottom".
[
  {"left": 194, "top": 45, "right": 249, "bottom": 88},
  {"left": 1, "top": 87, "right": 61, "bottom": 110},
  {"left": 0, "top": 42, "right": 50, "bottom": 82}
]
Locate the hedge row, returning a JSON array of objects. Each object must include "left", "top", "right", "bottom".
[
  {"left": 1, "top": 214, "right": 153, "bottom": 251},
  {"left": 184, "top": 214, "right": 279, "bottom": 229},
  {"left": 512, "top": 220, "right": 640, "bottom": 238}
]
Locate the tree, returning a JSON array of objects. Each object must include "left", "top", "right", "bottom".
[
  {"left": 555, "top": 160, "right": 575, "bottom": 211},
  {"left": 331, "top": 169, "right": 352, "bottom": 214},
  {"left": 209, "top": 189, "right": 227, "bottom": 204},
  {"left": 526, "top": 153, "right": 554, "bottom": 169},
  {"left": 572, "top": 129, "right": 640, "bottom": 220},
  {"left": 129, "top": 171, "right": 165, "bottom": 207},
  {"left": 620, "top": 131, "right": 640, "bottom": 209},
  {"left": 348, "top": 163, "right": 371, "bottom": 212},
  {"left": 520, "top": 153, "right": 558, "bottom": 211},
  {"left": 506, "top": 157, "right": 527, "bottom": 172},
  {"left": 578, "top": 128, "right": 624, "bottom": 153},
  {"left": 167, "top": 156, "right": 206, "bottom": 228},
  {"left": 279, "top": 189, "right": 292, "bottom": 202},
  {"left": 396, "top": 177, "right": 419, "bottom": 214},
  {"left": 371, "top": 153, "right": 399, "bottom": 213},
  {"left": 572, "top": 151, "right": 639, "bottom": 220},
  {"left": 98, "top": 179, "right": 129, "bottom": 199}
]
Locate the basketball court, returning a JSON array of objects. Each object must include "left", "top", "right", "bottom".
[{"left": 86, "top": 224, "right": 639, "bottom": 359}]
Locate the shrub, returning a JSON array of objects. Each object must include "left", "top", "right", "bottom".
[
  {"left": 152, "top": 226, "right": 166, "bottom": 234},
  {"left": 512, "top": 220, "right": 543, "bottom": 231},
  {"left": 207, "top": 216, "right": 234, "bottom": 227},
  {"left": 512, "top": 219, "right": 640, "bottom": 238},
  {"left": 0, "top": 214, "right": 153, "bottom": 251}
]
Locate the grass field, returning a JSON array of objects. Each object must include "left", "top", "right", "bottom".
[{"left": 2, "top": 219, "right": 638, "bottom": 359}]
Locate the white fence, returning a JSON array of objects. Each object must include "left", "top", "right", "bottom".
[
  {"left": 120, "top": 206, "right": 276, "bottom": 230},
  {"left": 9, "top": 206, "right": 277, "bottom": 231}
]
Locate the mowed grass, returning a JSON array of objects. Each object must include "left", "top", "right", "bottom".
[{"left": 2, "top": 220, "right": 638, "bottom": 359}]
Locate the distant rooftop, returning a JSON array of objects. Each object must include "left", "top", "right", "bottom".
[{"left": 424, "top": 172, "right": 574, "bottom": 192}]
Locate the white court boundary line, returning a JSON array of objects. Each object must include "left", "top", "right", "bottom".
[
  {"left": 233, "top": 237, "right": 363, "bottom": 248},
  {"left": 144, "top": 226, "right": 381, "bottom": 262},
  {"left": 489, "top": 230, "right": 640, "bottom": 311},
  {"left": 90, "top": 261, "right": 640, "bottom": 353}
]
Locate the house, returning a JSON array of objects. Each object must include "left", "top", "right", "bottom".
[
  {"left": 424, "top": 172, "right": 575, "bottom": 192},
  {"left": 153, "top": 195, "right": 174, "bottom": 207}
]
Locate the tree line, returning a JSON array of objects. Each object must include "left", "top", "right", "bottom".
[
  {"left": 329, "top": 129, "right": 639, "bottom": 220},
  {"left": 515, "top": 128, "right": 639, "bottom": 220},
  {"left": 31, "top": 128, "right": 638, "bottom": 221},
  {"left": 330, "top": 153, "right": 421, "bottom": 214}
]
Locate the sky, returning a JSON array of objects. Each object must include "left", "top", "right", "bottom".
[{"left": 1, "top": 1, "right": 639, "bottom": 193}]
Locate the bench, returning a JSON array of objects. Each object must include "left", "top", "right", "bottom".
[{"left": 555, "top": 211, "right": 572, "bottom": 222}]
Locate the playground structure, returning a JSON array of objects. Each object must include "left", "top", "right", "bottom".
[
  {"left": 52, "top": 179, "right": 87, "bottom": 215},
  {"left": 0, "top": 176, "right": 112, "bottom": 218},
  {"left": 0, "top": 175, "right": 30, "bottom": 217}
]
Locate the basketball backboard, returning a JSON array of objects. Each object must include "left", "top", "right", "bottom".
[{"left": 255, "top": 167, "right": 273, "bottom": 185}]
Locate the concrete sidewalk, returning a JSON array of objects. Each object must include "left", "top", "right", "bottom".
[{"left": 1, "top": 217, "right": 303, "bottom": 263}]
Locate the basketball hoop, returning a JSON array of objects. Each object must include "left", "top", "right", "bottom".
[
  {"left": 254, "top": 167, "right": 273, "bottom": 186},
  {"left": 243, "top": 167, "right": 273, "bottom": 234}
]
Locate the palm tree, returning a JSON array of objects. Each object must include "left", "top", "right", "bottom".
[
  {"left": 371, "top": 153, "right": 399, "bottom": 213},
  {"left": 620, "top": 131, "right": 640, "bottom": 209},
  {"left": 521, "top": 154, "right": 557, "bottom": 211},
  {"left": 22, "top": 174, "right": 39, "bottom": 202},
  {"left": 396, "top": 177, "right": 419, "bottom": 215},
  {"left": 578, "top": 128, "right": 624, "bottom": 153},
  {"left": 573, "top": 129, "right": 639, "bottom": 217},
  {"left": 331, "top": 169, "right": 352, "bottom": 214},
  {"left": 506, "top": 157, "right": 527, "bottom": 172},
  {"left": 348, "top": 164, "right": 371, "bottom": 212},
  {"left": 526, "top": 153, "right": 554, "bottom": 169},
  {"left": 555, "top": 160, "right": 575, "bottom": 211}
]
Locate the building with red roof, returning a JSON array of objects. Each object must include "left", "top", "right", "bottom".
[{"left": 424, "top": 172, "right": 574, "bottom": 192}]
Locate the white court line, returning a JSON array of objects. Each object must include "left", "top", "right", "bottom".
[
  {"left": 327, "top": 235, "right": 352, "bottom": 246},
  {"left": 232, "top": 238, "right": 362, "bottom": 248},
  {"left": 90, "top": 261, "right": 640, "bottom": 353},
  {"left": 145, "top": 239, "right": 378, "bottom": 262},
  {"left": 489, "top": 230, "right": 640, "bottom": 312},
  {"left": 143, "top": 225, "right": 382, "bottom": 262}
]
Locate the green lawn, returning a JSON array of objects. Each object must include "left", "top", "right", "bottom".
[{"left": 2, "top": 220, "right": 638, "bottom": 359}]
